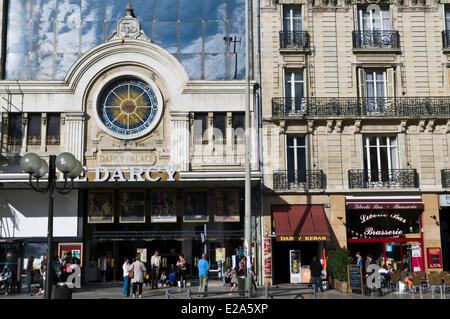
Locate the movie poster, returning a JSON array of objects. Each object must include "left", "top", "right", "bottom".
[
  {"left": 214, "top": 190, "right": 240, "bottom": 222},
  {"left": 87, "top": 190, "right": 114, "bottom": 223},
  {"left": 120, "top": 190, "right": 146, "bottom": 223},
  {"left": 183, "top": 191, "right": 209, "bottom": 222},
  {"left": 151, "top": 191, "right": 177, "bottom": 223}
]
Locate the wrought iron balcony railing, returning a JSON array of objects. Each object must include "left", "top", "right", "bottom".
[
  {"left": 272, "top": 96, "right": 450, "bottom": 118},
  {"left": 442, "top": 31, "right": 450, "bottom": 49},
  {"left": 352, "top": 30, "right": 400, "bottom": 49},
  {"left": 279, "top": 31, "right": 310, "bottom": 50},
  {"left": 273, "top": 170, "right": 326, "bottom": 190},
  {"left": 442, "top": 169, "right": 450, "bottom": 188},
  {"left": 348, "top": 169, "right": 419, "bottom": 189}
]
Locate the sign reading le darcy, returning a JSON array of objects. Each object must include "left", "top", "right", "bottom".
[{"left": 57, "top": 166, "right": 179, "bottom": 182}]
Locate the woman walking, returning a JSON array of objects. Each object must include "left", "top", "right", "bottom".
[
  {"left": 26, "top": 257, "right": 35, "bottom": 296},
  {"left": 37, "top": 255, "right": 47, "bottom": 296},
  {"left": 122, "top": 257, "right": 132, "bottom": 297},
  {"left": 130, "top": 254, "right": 146, "bottom": 298},
  {"left": 176, "top": 253, "right": 187, "bottom": 288}
]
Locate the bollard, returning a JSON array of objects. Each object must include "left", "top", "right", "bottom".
[
  {"left": 313, "top": 288, "right": 316, "bottom": 299},
  {"left": 165, "top": 289, "right": 169, "bottom": 299},
  {"left": 187, "top": 288, "right": 191, "bottom": 299},
  {"left": 265, "top": 286, "right": 269, "bottom": 299}
]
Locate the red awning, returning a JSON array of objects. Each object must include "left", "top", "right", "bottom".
[
  {"left": 272, "top": 205, "right": 331, "bottom": 241},
  {"left": 346, "top": 196, "right": 423, "bottom": 210}
]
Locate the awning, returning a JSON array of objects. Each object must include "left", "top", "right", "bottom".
[
  {"left": 346, "top": 196, "right": 423, "bottom": 210},
  {"left": 272, "top": 205, "right": 331, "bottom": 241}
]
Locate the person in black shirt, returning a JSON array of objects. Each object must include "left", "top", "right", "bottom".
[{"left": 310, "top": 256, "right": 324, "bottom": 293}]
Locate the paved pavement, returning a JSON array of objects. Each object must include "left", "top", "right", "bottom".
[{"left": 1, "top": 280, "right": 449, "bottom": 300}]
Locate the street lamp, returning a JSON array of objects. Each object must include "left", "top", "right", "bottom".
[{"left": 20, "top": 152, "right": 83, "bottom": 299}]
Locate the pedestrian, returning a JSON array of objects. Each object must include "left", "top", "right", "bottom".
[
  {"left": 356, "top": 252, "right": 363, "bottom": 269},
  {"left": 310, "top": 256, "right": 324, "bottom": 293},
  {"left": 229, "top": 266, "right": 238, "bottom": 296},
  {"left": 197, "top": 253, "right": 210, "bottom": 298},
  {"left": 150, "top": 250, "right": 161, "bottom": 289},
  {"left": 250, "top": 261, "right": 257, "bottom": 294},
  {"left": 99, "top": 255, "right": 107, "bottom": 282},
  {"left": 52, "top": 255, "right": 62, "bottom": 283},
  {"left": 0, "top": 266, "right": 12, "bottom": 296},
  {"left": 364, "top": 254, "right": 375, "bottom": 295},
  {"left": 159, "top": 272, "right": 168, "bottom": 287},
  {"left": 223, "top": 267, "right": 232, "bottom": 287},
  {"left": 122, "top": 257, "right": 132, "bottom": 297},
  {"left": 130, "top": 254, "right": 146, "bottom": 298},
  {"left": 176, "top": 253, "right": 187, "bottom": 288},
  {"left": 26, "top": 257, "right": 35, "bottom": 296},
  {"left": 169, "top": 270, "right": 177, "bottom": 287},
  {"left": 37, "top": 255, "right": 47, "bottom": 296}
]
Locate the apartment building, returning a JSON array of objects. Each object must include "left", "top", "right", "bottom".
[{"left": 260, "top": 0, "right": 448, "bottom": 284}]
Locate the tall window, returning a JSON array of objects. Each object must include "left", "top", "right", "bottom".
[
  {"left": 358, "top": 68, "right": 395, "bottom": 114},
  {"left": 444, "top": 6, "right": 450, "bottom": 46},
  {"left": 284, "top": 70, "right": 305, "bottom": 113},
  {"left": 286, "top": 136, "right": 307, "bottom": 183},
  {"left": 283, "top": 6, "right": 302, "bottom": 32},
  {"left": 213, "top": 113, "right": 226, "bottom": 144},
  {"left": 356, "top": 5, "right": 392, "bottom": 47},
  {"left": 193, "top": 113, "right": 208, "bottom": 144},
  {"left": 363, "top": 136, "right": 398, "bottom": 182},
  {"left": 232, "top": 113, "right": 244, "bottom": 144},
  {"left": 7, "top": 113, "right": 22, "bottom": 145},
  {"left": 27, "top": 114, "right": 41, "bottom": 145},
  {"left": 47, "top": 113, "right": 61, "bottom": 145}
]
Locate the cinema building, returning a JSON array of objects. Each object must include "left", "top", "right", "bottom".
[{"left": 0, "top": 1, "right": 263, "bottom": 283}]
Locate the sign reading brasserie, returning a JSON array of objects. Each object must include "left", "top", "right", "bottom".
[
  {"left": 347, "top": 210, "right": 421, "bottom": 239},
  {"left": 57, "top": 166, "right": 179, "bottom": 182}
]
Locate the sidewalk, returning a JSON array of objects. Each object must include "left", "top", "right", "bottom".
[{"left": 1, "top": 281, "right": 449, "bottom": 300}]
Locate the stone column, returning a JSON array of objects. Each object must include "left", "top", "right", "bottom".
[
  {"left": 170, "top": 111, "right": 190, "bottom": 171},
  {"left": 64, "top": 113, "right": 85, "bottom": 162}
]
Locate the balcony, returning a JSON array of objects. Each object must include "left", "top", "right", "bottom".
[
  {"left": 272, "top": 96, "right": 450, "bottom": 119},
  {"left": 279, "top": 31, "right": 310, "bottom": 50},
  {"left": 442, "top": 169, "right": 450, "bottom": 188},
  {"left": 348, "top": 169, "right": 419, "bottom": 189},
  {"left": 352, "top": 30, "right": 400, "bottom": 50},
  {"left": 273, "top": 170, "right": 326, "bottom": 190}
]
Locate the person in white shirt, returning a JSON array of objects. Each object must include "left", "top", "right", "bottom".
[
  {"left": 150, "top": 250, "right": 161, "bottom": 289},
  {"left": 122, "top": 258, "right": 132, "bottom": 297}
]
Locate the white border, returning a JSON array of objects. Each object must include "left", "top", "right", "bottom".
[{"left": 92, "top": 71, "right": 164, "bottom": 140}]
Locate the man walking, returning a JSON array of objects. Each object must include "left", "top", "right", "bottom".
[
  {"left": 197, "top": 253, "right": 210, "bottom": 298},
  {"left": 310, "top": 256, "right": 324, "bottom": 293},
  {"left": 150, "top": 250, "right": 161, "bottom": 289}
]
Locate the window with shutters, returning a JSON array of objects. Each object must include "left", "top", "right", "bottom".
[{"left": 358, "top": 68, "right": 395, "bottom": 114}]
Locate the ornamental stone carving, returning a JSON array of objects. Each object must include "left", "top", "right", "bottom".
[{"left": 106, "top": 1, "right": 151, "bottom": 43}]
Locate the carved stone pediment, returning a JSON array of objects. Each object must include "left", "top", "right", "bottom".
[{"left": 106, "top": 1, "right": 151, "bottom": 42}]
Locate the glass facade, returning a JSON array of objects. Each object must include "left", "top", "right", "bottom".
[{"left": 5, "top": 0, "right": 247, "bottom": 81}]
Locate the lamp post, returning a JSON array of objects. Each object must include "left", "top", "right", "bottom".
[{"left": 20, "top": 152, "right": 83, "bottom": 299}]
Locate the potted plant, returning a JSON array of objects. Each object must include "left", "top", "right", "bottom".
[{"left": 326, "top": 247, "right": 352, "bottom": 293}]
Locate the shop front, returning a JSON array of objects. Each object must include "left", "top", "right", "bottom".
[
  {"left": 346, "top": 196, "right": 425, "bottom": 272},
  {"left": 439, "top": 195, "right": 450, "bottom": 271},
  {"left": 271, "top": 205, "right": 331, "bottom": 284}
]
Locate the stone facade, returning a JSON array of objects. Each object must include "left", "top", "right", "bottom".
[{"left": 260, "top": 0, "right": 447, "bottom": 284}]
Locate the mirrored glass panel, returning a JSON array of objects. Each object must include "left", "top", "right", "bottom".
[{"left": 5, "top": 0, "right": 248, "bottom": 80}]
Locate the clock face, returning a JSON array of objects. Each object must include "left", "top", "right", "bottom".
[{"left": 97, "top": 78, "right": 160, "bottom": 138}]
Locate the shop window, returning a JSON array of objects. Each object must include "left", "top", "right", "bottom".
[
  {"left": 46, "top": 113, "right": 61, "bottom": 145},
  {"left": 7, "top": 113, "right": 23, "bottom": 145},
  {"left": 27, "top": 113, "right": 41, "bottom": 145}
]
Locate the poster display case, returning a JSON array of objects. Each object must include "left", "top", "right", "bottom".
[{"left": 289, "top": 250, "right": 301, "bottom": 283}]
